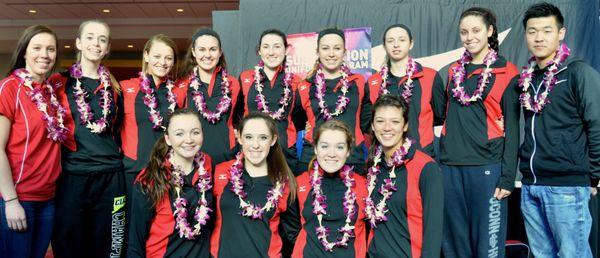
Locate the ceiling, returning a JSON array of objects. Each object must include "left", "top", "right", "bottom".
[{"left": 0, "top": 0, "right": 239, "bottom": 54}]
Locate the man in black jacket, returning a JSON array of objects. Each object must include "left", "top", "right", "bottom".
[{"left": 518, "top": 2, "right": 600, "bottom": 258}]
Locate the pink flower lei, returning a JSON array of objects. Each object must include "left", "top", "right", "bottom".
[
  {"left": 518, "top": 43, "right": 570, "bottom": 113},
  {"left": 190, "top": 68, "right": 232, "bottom": 124},
  {"left": 253, "top": 60, "right": 293, "bottom": 120},
  {"left": 364, "top": 139, "right": 412, "bottom": 228},
  {"left": 451, "top": 48, "right": 498, "bottom": 106},
  {"left": 311, "top": 161, "right": 356, "bottom": 252},
  {"left": 229, "top": 152, "right": 286, "bottom": 219},
  {"left": 169, "top": 150, "right": 212, "bottom": 239},
  {"left": 13, "top": 69, "right": 68, "bottom": 142},
  {"left": 314, "top": 63, "right": 352, "bottom": 121},
  {"left": 379, "top": 57, "right": 418, "bottom": 103},
  {"left": 69, "top": 63, "right": 113, "bottom": 133},
  {"left": 139, "top": 72, "right": 177, "bottom": 130}
]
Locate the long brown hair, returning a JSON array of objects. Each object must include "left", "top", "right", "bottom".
[
  {"left": 237, "top": 112, "right": 297, "bottom": 202},
  {"left": 137, "top": 108, "right": 203, "bottom": 207},
  {"left": 7, "top": 25, "right": 59, "bottom": 78},
  {"left": 366, "top": 94, "right": 409, "bottom": 168},
  {"left": 308, "top": 119, "right": 354, "bottom": 170},
  {"left": 178, "top": 28, "right": 227, "bottom": 79},
  {"left": 142, "top": 34, "right": 178, "bottom": 79},
  {"left": 75, "top": 19, "right": 121, "bottom": 94}
]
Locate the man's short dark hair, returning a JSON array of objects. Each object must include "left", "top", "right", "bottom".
[{"left": 522, "top": 2, "right": 564, "bottom": 29}]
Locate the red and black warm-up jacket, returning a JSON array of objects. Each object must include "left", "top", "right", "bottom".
[
  {"left": 368, "top": 62, "right": 445, "bottom": 157},
  {"left": 50, "top": 72, "right": 122, "bottom": 174},
  {"left": 178, "top": 66, "right": 242, "bottom": 165},
  {"left": 297, "top": 74, "right": 372, "bottom": 171},
  {"left": 119, "top": 75, "right": 186, "bottom": 174},
  {"left": 210, "top": 159, "right": 291, "bottom": 258},
  {"left": 366, "top": 147, "right": 443, "bottom": 258},
  {"left": 282, "top": 169, "right": 368, "bottom": 258},
  {"left": 433, "top": 56, "right": 520, "bottom": 191},
  {"left": 127, "top": 153, "right": 213, "bottom": 258}
]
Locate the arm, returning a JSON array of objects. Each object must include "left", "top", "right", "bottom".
[
  {"left": 419, "top": 162, "right": 444, "bottom": 258},
  {"left": 127, "top": 182, "right": 155, "bottom": 258},
  {"left": 232, "top": 76, "right": 245, "bottom": 127},
  {"left": 431, "top": 72, "right": 447, "bottom": 126},
  {"left": 280, "top": 196, "right": 301, "bottom": 244},
  {"left": 360, "top": 80, "right": 373, "bottom": 134},
  {"left": 0, "top": 115, "right": 26, "bottom": 232},
  {"left": 496, "top": 76, "right": 520, "bottom": 194}
]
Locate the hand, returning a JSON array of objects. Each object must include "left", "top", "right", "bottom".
[
  {"left": 5, "top": 201, "right": 27, "bottom": 232},
  {"left": 494, "top": 188, "right": 511, "bottom": 200},
  {"left": 592, "top": 187, "right": 598, "bottom": 196}
]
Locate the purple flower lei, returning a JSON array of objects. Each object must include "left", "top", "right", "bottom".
[
  {"left": 69, "top": 63, "right": 113, "bottom": 133},
  {"left": 169, "top": 150, "right": 213, "bottom": 239},
  {"left": 253, "top": 60, "right": 293, "bottom": 120},
  {"left": 311, "top": 161, "right": 356, "bottom": 252},
  {"left": 518, "top": 43, "right": 570, "bottom": 113},
  {"left": 451, "top": 48, "right": 498, "bottom": 106},
  {"left": 379, "top": 57, "right": 418, "bottom": 103},
  {"left": 364, "top": 139, "right": 412, "bottom": 228},
  {"left": 139, "top": 72, "right": 177, "bottom": 130},
  {"left": 314, "top": 63, "right": 352, "bottom": 121},
  {"left": 228, "top": 152, "right": 286, "bottom": 219},
  {"left": 13, "top": 69, "right": 68, "bottom": 142},
  {"left": 190, "top": 68, "right": 232, "bottom": 124}
]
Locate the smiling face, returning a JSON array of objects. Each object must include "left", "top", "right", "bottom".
[
  {"left": 24, "top": 32, "right": 57, "bottom": 81},
  {"left": 384, "top": 27, "right": 413, "bottom": 62},
  {"left": 459, "top": 15, "right": 493, "bottom": 59},
  {"left": 371, "top": 106, "right": 408, "bottom": 154},
  {"left": 314, "top": 129, "right": 351, "bottom": 173},
  {"left": 144, "top": 41, "right": 175, "bottom": 79},
  {"left": 192, "top": 35, "right": 222, "bottom": 73},
  {"left": 76, "top": 22, "right": 110, "bottom": 64},
  {"left": 317, "top": 34, "right": 345, "bottom": 74},
  {"left": 258, "top": 33, "right": 286, "bottom": 70},
  {"left": 525, "top": 16, "right": 565, "bottom": 67},
  {"left": 237, "top": 118, "right": 277, "bottom": 168},
  {"left": 165, "top": 114, "right": 203, "bottom": 164}
]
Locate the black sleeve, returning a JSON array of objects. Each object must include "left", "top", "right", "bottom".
[
  {"left": 360, "top": 81, "right": 373, "bottom": 134},
  {"left": 280, "top": 197, "right": 301, "bottom": 244},
  {"left": 113, "top": 92, "right": 124, "bottom": 147},
  {"left": 419, "top": 162, "right": 444, "bottom": 258},
  {"left": 430, "top": 72, "right": 446, "bottom": 126},
  {"left": 497, "top": 76, "right": 520, "bottom": 192},
  {"left": 291, "top": 88, "right": 307, "bottom": 132},
  {"left": 127, "top": 183, "right": 155, "bottom": 258},
  {"left": 232, "top": 76, "right": 245, "bottom": 127},
  {"left": 573, "top": 62, "right": 600, "bottom": 186}
]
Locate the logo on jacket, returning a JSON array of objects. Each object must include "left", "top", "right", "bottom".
[
  {"left": 244, "top": 78, "right": 251, "bottom": 84},
  {"left": 299, "top": 186, "right": 306, "bottom": 192},
  {"left": 126, "top": 88, "right": 135, "bottom": 93},
  {"left": 371, "top": 80, "right": 379, "bottom": 85},
  {"left": 218, "top": 174, "right": 227, "bottom": 180}
]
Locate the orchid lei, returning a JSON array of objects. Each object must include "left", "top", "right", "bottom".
[
  {"left": 518, "top": 43, "right": 570, "bottom": 113},
  {"left": 69, "top": 63, "right": 113, "bottom": 133},
  {"left": 380, "top": 57, "right": 418, "bottom": 103},
  {"left": 451, "top": 48, "right": 498, "bottom": 106},
  {"left": 229, "top": 152, "right": 286, "bottom": 219},
  {"left": 169, "top": 150, "right": 212, "bottom": 239},
  {"left": 13, "top": 69, "right": 68, "bottom": 142},
  {"left": 314, "top": 63, "right": 351, "bottom": 121},
  {"left": 253, "top": 60, "right": 293, "bottom": 120},
  {"left": 139, "top": 72, "right": 177, "bottom": 130},
  {"left": 311, "top": 162, "right": 356, "bottom": 252},
  {"left": 190, "top": 68, "right": 232, "bottom": 124},
  {"left": 364, "top": 139, "right": 412, "bottom": 228}
]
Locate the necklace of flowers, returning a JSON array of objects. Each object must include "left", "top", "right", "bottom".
[
  {"left": 451, "top": 48, "right": 498, "bottom": 106},
  {"left": 229, "top": 152, "right": 286, "bottom": 219},
  {"left": 13, "top": 69, "right": 68, "bottom": 142},
  {"left": 139, "top": 72, "right": 177, "bottom": 130},
  {"left": 314, "top": 63, "right": 351, "bottom": 121},
  {"left": 364, "top": 139, "right": 412, "bottom": 228},
  {"left": 380, "top": 57, "right": 418, "bottom": 103},
  {"left": 518, "top": 43, "right": 570, "bottom": 113},
  {"left": 190, "top": 67, "right": 231, "bottom": 124},
  {"left": 253, "top": 60, "right": 293, "bottom": 120},
  {"left": 169, "top": 150, "right": 212, "bottom": 239},
  {"left": 311, "top": 161, "right": 356, "bottom": 252},
  {"left": 69, "top": 63, "right": 113, "bottom": 133}
]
